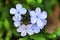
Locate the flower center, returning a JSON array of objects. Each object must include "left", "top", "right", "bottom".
[
  {"left": 36, "top": 15, "right": 39, "bottom": 18},
  {"left": 21, "top": 13, "right": 30, "bottom": 25}
]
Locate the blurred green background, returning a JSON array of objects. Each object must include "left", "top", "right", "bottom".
[{"left": 0, "top": 0, "right": 60, "bottom": 40}]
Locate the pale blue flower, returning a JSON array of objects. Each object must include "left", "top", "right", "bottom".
[
  {"left": 12, "top": 14, "right": 22, "bottom": 21},
  {"left": 14, "top": 21, "right": 21, "bottom": 27},
  {"left": 30, "top": 23, "right": 46, "bottom": 33},
  {"left": 12, "top": 13, "right": 22, "bottom": 27},
  {"left": 10, "top": 4, "right": 27, "bottom": 27},
  {"left": 29, "top": 7, "right": 47, "bottom": 27},
  {"left": 30, "top": 24, "right": 40, "bottom": 33},
  {"left": 17, "top": 24, "right": 34, "bottom": 36},
  {"left": 10, "top": 4, "right": 27, "bottom": 15}
]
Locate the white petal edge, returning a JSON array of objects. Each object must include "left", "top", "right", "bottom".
[
  {"left": 19, "top": 8, "right": 27, "bottom": 14},
  {"left": 27, "top": 29, "right": 34, "bottom": 35},
  {"left": 35, "top": 7, "right": 41, "bottom": 16},
  {"left": 39, "top": 11, "right": 47, "bottom": 19},
  {"left": 10, "top": 8, "right": 17, "bottom": 14},
  {"left": 14, "top": 21, "right": 20, "bottom": 27},
  {"left": 17, "top": 26, "right": 25, "bottom": 32},
  {"left": 12, "top": 16, "right": 19, "bottom": 21},
  {"left": 16, "top": 4, "right": 22, "bottom": 11},
  {"left": 21, "top": 30, "right": 27, "bottom": 36},
  {"left": 34, "top": 27, "right": 40, "bottom": 33},
  {"left": 38, "top": 25, "right": 44, "bottom": 29},
  {"left": 37, "top": 19, "right": 47, "bottom": 29},
  {"left": 29, "top": 11, "right": 36, "bottom": 18},
  {"left": 12, "top": 16, "right": 17, "bottom": 21},
  {"left": 42, "top": 19, "right": 47, "bottom": 25}
]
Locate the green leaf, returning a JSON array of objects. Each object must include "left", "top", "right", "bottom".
[
  {"left": 31, "top": 34, "right": 46, "bottom": 40},
  {"left": 50, "top": 0, "right": 57, "bottom": 6},
  {"left": 18, "top": 38, "right": 26, "bottom": 40},
  {"left": 48, "top": 34, "right": 56, "bottom": 39},
  {"left": 44, "top": 33, "right": 56, "bottom": 39},
  {"left": 26, "top": 0, "right": 35, "bottom": 4},
  {"left": 0, "top": 31, "right": 3, "bottom": 38},
  {"left": 5, "top": 37, "right": 10, "bottom": 40},
  {"left": 22, "top": 4, "right": 30, "bottom": 9},
  {"left": 5, "top": 31, "right": 12, "bottom": 40},
  {"left": 7, "top": 31, "right": 12, "bottom": 37},
  {"left": 4, "top": 19, "right": 10, "bottom": 30},
  {"left": 0, "top": 29, "right": 3, "bottom": 40},
  {"left": 37, "top": 0, "right": 42, "bottom": 4},
  {"left": 46, "top": 7, "right": 53, "bottom": 16},
  {"left": 12, "top": 29, "right": 19, "bottom": 37},
  {"left": 0, "top": 38, "right": 3, "bottom": 40},
  {"left": 13, "top": 0, "right": 20, "bottom": 4},
  {"left": 55, "top": 27, "right": 60, "bottom": 36},
  {"left": 0, "top": 21, "right": 3, "bottom": 28},
  {"left": 18, "top": 36, "right": 28, "bottom": 40},
  {"left": 0, "top": 1, "right": 3, "bottom": 12},
  {"left": 2, "top": 7, "right": 9, "bottom": 19}
]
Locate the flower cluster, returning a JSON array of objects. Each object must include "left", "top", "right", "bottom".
[
  {"left": 10, "top": 4, "right": 27, "bottom": 27},
  {"left": 17, "top": 24, "right": 34, "bottom": 36},
  {"left": 29, "top": 7, "right": 47, "bottom": 33},
  {"left": 10, "top": 4, "right": 47, "bottom": 36}
]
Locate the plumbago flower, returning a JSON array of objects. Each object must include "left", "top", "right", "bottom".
[
  {"left": 10, "top": 4, "right": 27, "bottom": 15},
  {"left": 30, "top": 24, "right": 40, "bottom": 33},
  {"left": 17, "top": 24, "right": 34, "bottom": 36},
  {"left": 10, "top": 4, "right": 27, "bottom": 27},
  {"left": 29, "top": 7, "right": 47, "bottom": 33}
]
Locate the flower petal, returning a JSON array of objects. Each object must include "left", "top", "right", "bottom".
[
  {"left": 15, "top": 13, "right": 22, "bottom": 20},
  {"left": 26, "top": 24, "right": 32, "bottom": 28},
  {"left": 14, "top": 21, "right": 20, "bottom": 27},
  {"left": 37, "top": 18, "right": 43, "bottom": 26},
  {"left": 34, "top": 27, "right": 40, "bottom": 33},
  {"left": 38, "top": 26, "right": 44, "bottom": 29},
  {"left": 19, "top": 8, "right": 27, "bottom": 14},
  {"left": 39, "top": 11, "right": 47, "bottom": 19},
  {"left": 37, "top": 20, "right": 47, "bottom": 29},
  {"left": 17, "top": 24, "right": 26, "bottom": 32},
  {"left": 42, "top": 19, "right": 47, "bottom": 25},
  {"left": 12, "top": 16, "right": 19, "bottom": 21},
  {"left": 21, "top": 30, "right": 27, "bottom": 36},
  {"left": 30, "top": 24, "right": 35, "bottom": 30},
  {"left": 30, "top": 17, "right": 36, "bottom": 24},
  {"left": 17, "top": 27, "right": 24, "bottom": 32},
  {"left": 12, "top": 16, "right": 17, "bottom": 21},
  {"left": 10, "top": 8, "right": 17, "bottom": 14},
  {"left": 27, "top": 29, "right": 34, "bottom": 35},
  {"left": 35, "top": 7, "right": 41, "bottom": 16},
  {"left": 29, "top": 11, "right": 36, "bottom": 18},
  {"left": 16, "top": 4, "right": 22, "bottom": 11}
]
